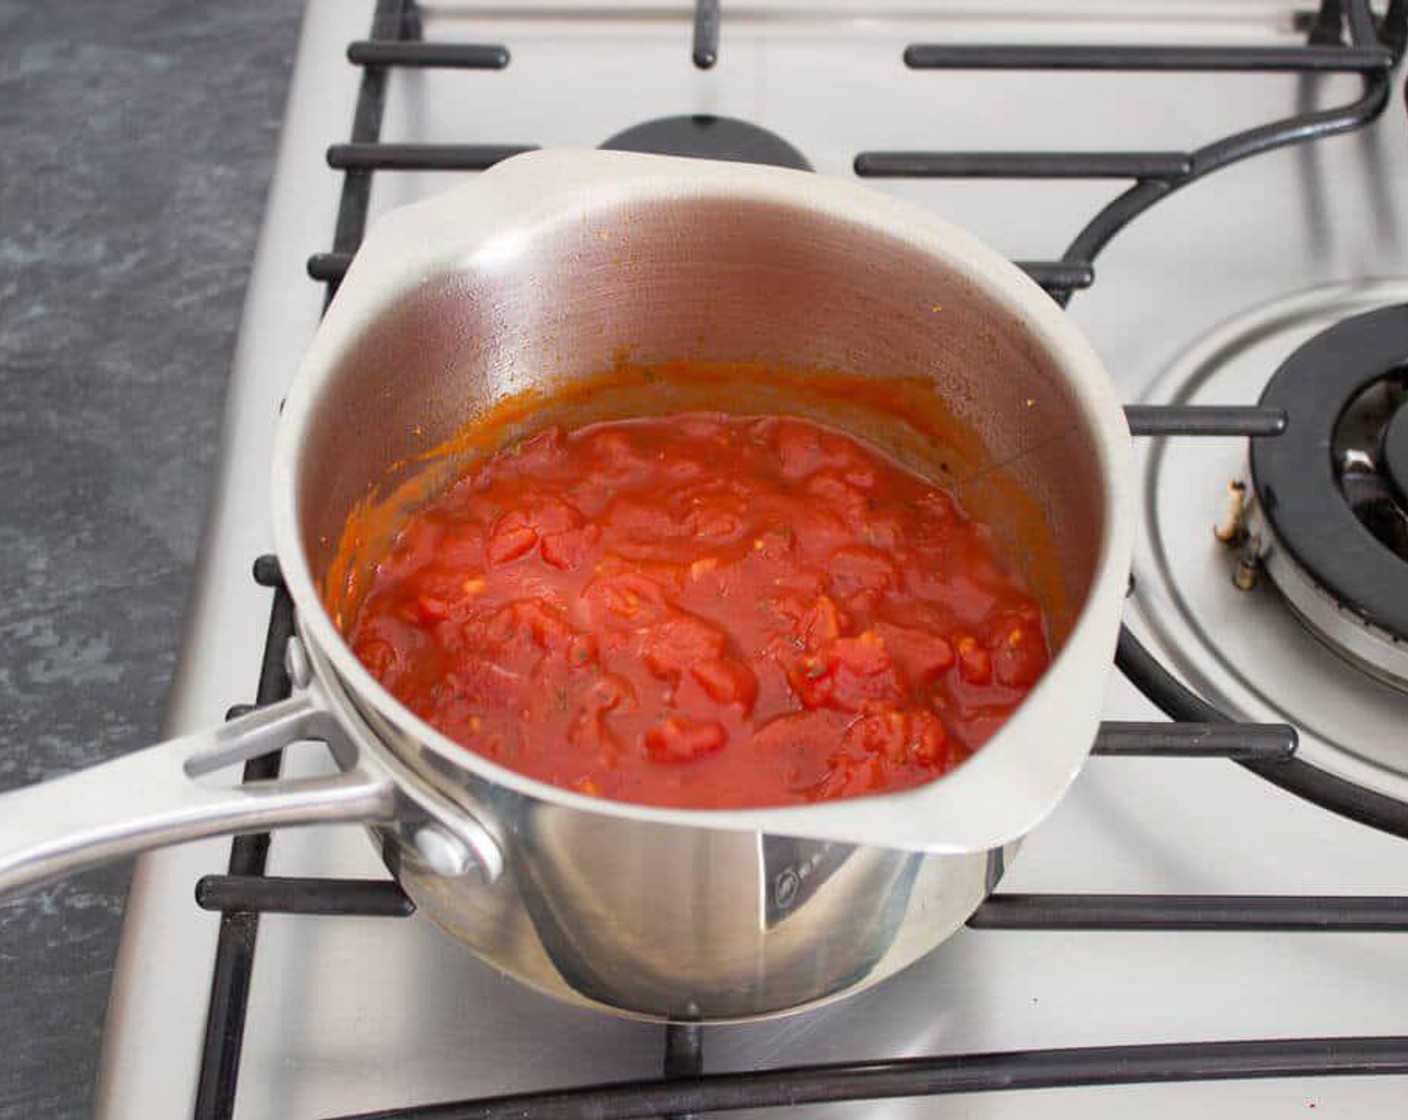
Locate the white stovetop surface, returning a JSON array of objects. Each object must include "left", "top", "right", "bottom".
[{"left": 97, "top": 3, "right": 1408, "bottom": 1117}]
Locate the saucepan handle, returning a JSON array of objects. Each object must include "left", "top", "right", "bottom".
[{"left": 0, "top": 690, "right": 398, "bottom": 898}]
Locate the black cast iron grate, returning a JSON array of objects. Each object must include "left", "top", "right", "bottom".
[{"left": 191, "top": 2, "right": 1408, "bottom": 1117}]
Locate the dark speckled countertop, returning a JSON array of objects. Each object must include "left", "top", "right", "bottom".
[{"left": 1, "top": 3, "right": 303, "bottom": 1116}]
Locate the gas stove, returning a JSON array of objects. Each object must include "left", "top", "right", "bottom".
[{"left": 96, "top": 2, "right": 1408, "bottom": 1117}]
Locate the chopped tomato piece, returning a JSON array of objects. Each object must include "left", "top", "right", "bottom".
[
  {"left": 788, "top": 633, "right": 903, "bottom": 712},
  {"left": 906, "top": 711, "right": 950, "bottom": 765},
  {"left": 827, "top": 546, "right": 899, "bottom": 598},
  {"left": 485, "top": 599, "right": 573, "bottom": 650},
  {"left": 522, "top": 495, "right": 583, "bottom": 536},
  {"left": 566, "top": 633, "right": 597, "bottom": 669},
  {"left": 646, "top": 716, "right": 727, "bottom": 763},
  {"left": 689, "top": 658, "right": 758, "bottom": 712},
  {"left": 794, "top": 654, "right": 831, "bottom": 700},
  {"left": 845, "top": 709, "right": 949, "bottom": 767},
  {"left": 991, "top": 619, "right": 1049, "bottom": 688},
  {"left": 844, "top": 463, "right": 878, "bottom": 489},
  {"left": 805, "top": 472, "right": 870, "bottom": 526},
  {"left": 586, "top": 672, "right": 637, "bottom": 713},
  {"left": 799, "top": 595, "right": 845, "bottom": 648},
  {"left": 690, "top": 502, "right": 747, "bottom": 543},
  {"left": 824, "top": 633, "right": 904, "bottom": 711},
  {"left": 501, "top": 427, "right": 565, "bottom": 473},
  {"left": 485, "top": 520, "right": 538, "bottom": 566},
  {"left": 770, "top": 418, "right": 857, "bottom": 480},
  {"left": 540, "top": 525, "right": 598, "bottom": 571},
  {"left": 658, "top": 454, "right": 705, "bottom": 481},
  {"left": 412, "top": 594, "right": 452, "bottom": 624},
  {"left": 955, "top": 635, "right": 993, "bottom": 685},
  {"left": 579, "top": 570, "right": 670, "bottom": 628},
  {"left": 588, "top": 429, "right": 651, "bottom": 481},
  {"left": 641, "top": 613, "right": 727, "bottom": 680},
  {"left": 874, "top": 622, "right": 954, "bottom": 683}
]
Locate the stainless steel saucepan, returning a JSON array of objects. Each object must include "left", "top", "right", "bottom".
[{"left": 0, "top": 151, "right": 1133, "bottom": 1022}]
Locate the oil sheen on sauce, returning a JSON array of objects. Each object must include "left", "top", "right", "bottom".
[{"left": 342, "top": 410, "right": 1051, "bottom": 809}]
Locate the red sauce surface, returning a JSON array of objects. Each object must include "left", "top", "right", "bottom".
[{"left": 345, "top": 414, "right": 1050, "bottom": 808}]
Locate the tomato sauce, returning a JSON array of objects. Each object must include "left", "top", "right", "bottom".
[{"left": 343, "top": 413, "right": 1050, "bottom": 809}]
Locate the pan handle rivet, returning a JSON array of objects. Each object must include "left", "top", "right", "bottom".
[
  {"left": 284, "top": 637, "right": 313, "bottom": 689},
  {"left": 411, "top": 823, "right": 475, "bottom": 877}
]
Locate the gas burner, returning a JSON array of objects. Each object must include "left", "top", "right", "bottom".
[
  {"left": 600, "top": 114, "right": 812, "bottom": 171},
  {"left": 1131, "top": 281, "right": 1408, "bottom": 821},
  {"left": 1248, "top": 305, "right": 1408, "bottom": 690}
]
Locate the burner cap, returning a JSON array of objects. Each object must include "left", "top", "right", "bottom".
[
  {"left": 1385, "top": 401, "right": 1408, "bottom": 506},
  {"left": 600, "top": 115, "right": 812, "bottom": 171},
  {"left": 1249, "top": 304, "right": 1408, "bottom": 682}
]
